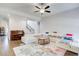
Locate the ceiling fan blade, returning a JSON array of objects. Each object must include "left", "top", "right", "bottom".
[
  {"left": 45, "top": 6, "right": 50, "bottom": 9},
  {"left": 35, "top": 6, "right": 40, "bottom": 9},
  {"left": 34, "top": 11, "right": 39, "bottom": 12},
  {"left": 45, "top": 10, "right": 51, "bottom": 13}
]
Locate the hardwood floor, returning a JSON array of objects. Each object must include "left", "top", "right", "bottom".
[
  {"left": 0, "top": 36, "right": 21, "bottom": 56},
  {"left": 9, "top": 40, "right": 22, "bottom": 56}
]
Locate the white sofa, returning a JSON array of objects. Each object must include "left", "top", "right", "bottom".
[{"left": 21, "top": 34, "right": 38, "bottom": 44}]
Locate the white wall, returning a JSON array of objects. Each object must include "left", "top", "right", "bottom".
[
  {"left": 9, "top": 14, "right": 29, "bottom": 35},
  {"left": 40, "top": 8, "right": 79, "bottom": 34}
]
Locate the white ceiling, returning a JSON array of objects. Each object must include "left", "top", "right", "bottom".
[{"left": 0, "top": 3, "right": 79, "bottom": 20}]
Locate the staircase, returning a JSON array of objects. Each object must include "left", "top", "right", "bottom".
[{"left": 26, "top": 23, "right": 35, "bottom": 34}]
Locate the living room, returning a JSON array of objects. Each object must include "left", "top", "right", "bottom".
[{"left": 0, "top": 3, "right": 79, "bottom": 56}]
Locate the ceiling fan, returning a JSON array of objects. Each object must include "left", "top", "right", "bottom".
[{"left": 34, "top": 3, "right": 51, "bottom": 14}]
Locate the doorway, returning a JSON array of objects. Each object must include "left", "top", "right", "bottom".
[{"left": 0, "top": 16, "right": 9, "bottom": 55}]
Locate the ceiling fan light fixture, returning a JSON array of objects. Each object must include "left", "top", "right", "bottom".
[{"left": 40, "top": 9, "right": 45, "bottom": 13}]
